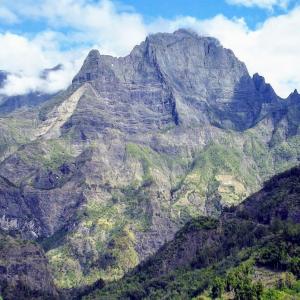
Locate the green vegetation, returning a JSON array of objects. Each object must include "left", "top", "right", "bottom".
[
  {"left": 262, "top": 280, "right": 300, "bottom": 300},
  {"left": 172, "top": 142, "right": 256, "bottom": 221},
  {"left": 210, "top": 261, "right": 263, "bottom": 299},
  {"left": 184, "top": 217, "right": 220, "bottom": 231},
  {"left": 46, "top": 177, "right": 155, "bottom": 289},
  {"left": 25, "top": 139, "right": 75, "bottom": 169},
  {"left": 84, "top": 167, "right": 300, "bottom": 299},
  {"left": 126, "top": 143, "right": 165, "bottom": 185},
  {"left": 47, "top": 197, "right": 140, "bottom": 288},
  {"left": 0, "top": 115, "right": 37, "bottom": 160}
]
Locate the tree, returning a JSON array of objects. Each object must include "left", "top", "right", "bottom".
[
  {"left": 211, "top": 277, "right": 225, "bottom": 299},
  {"left": 277, "top": 272, "right": 295, "bottom": 289},
  {"left": 254, "top": 281, "right": 264, "bottom": 299}
]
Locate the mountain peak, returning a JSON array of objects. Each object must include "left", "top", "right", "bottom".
[
  {"left": 173, "top": 28, "right": 199, "bottom": 38},
  {"left": 174, "top": 28, "right": 194, "bottom": 34},
  {"left": 71, "top": 29, "right": 273, "bottom": 131},
  {"left": 287, "top": 88, "right": 300, "bottom": 104},
  {"left": 86, "top": 49, "right": 101, "bottom": 60},
  {"left": 288, "top": 88, "right": 299, "bottom": 98},
  {"left": 72, "top": 49, "right": 108, "bottom": 84},
  {"left": 145, "top": 28, "right": 221, "bottom": 48}
]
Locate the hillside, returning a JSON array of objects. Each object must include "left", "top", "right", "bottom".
[
  {"left": 0, "top": 231, "right": 58, "bottom": 300},
  {"left": 86, "top": 166, "right": 300, "bottom": 299},
  {"left": 0, "top": 29, "right": 300, "bottom": 290}
]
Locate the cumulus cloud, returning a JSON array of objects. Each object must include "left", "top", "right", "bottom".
[
  {"left": 0, "top": 0, "right": 147, "bottom": 96},
  {"left": 0, "top": 31, "right": 86, "bottom": 96},
  {"left": 0, "top": 0, "right": 300, "bottom": 97},
  {"left": 2, "top": 0, "right": 146, "bottom": 56},
  {"left": 188, "top": 9, "right": 300, "bottom": 97},
  {"left": 226, "top": 0, "right": 291, "bottom": 10}
]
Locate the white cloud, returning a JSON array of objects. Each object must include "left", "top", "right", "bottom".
[
  {"left": 0, "top": 31, "right": 86, "bottom": 96},
  {"left": 0, "top": 0, "right": 299, "bottom": 98},
  {"left": 199, "top": 9, "right": 300, "bottom": 97},
  {"left": 2, "top": 0, "right": 147, "bottom": 56},
  {"left": 0, "top": 0, "right": 147, "bottom": 96},
  {"left": 226, "top": 0, "right": 291, "bottom": 10}
]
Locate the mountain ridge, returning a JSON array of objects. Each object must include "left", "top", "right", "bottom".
[{"left": 0, "top": 29, "right": 299, "bottom": 292}]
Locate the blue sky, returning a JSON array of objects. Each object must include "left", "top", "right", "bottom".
[
  {"left": 120, "top": 0, "right": 297, "bottom": 27},
  {"left": 1, "top": 0, "right": 298, "bottom": 35},
  {"left": 0, "top": 0, "right": 300, "bottom": 97}
]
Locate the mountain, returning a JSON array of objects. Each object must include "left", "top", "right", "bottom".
[
  {"left": 0, "top": 29, "right": 299, "bottom": 291},
  {"left": 86, "top": 166, "right": 300, "bottom": 299},
  {"left": 71, "top": 29, "right": 280, "bottom": 133},
  {"left": 0, "top": 166, "right": 299, "bottom": 300}
]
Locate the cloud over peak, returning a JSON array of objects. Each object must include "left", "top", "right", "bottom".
[{"left": 0, "top": 0, "right": 299, "bottom": 98}]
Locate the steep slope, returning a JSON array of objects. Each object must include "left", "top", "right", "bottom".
[
  {"left": 87, "top": 166, "right": 300, "bottom": 299},
  {"left": 0, "top": 231, "right": 59, "bottom": 300},
  {"left": 0, "top": 29, "right": 299, "bottom": 289},
  {"left": 71, "top": 29, "right": 279, "bottom": 133}
]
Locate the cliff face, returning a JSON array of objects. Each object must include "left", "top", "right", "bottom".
[
  {"left": 71, "top": 29, "right": 279, "bottom": 134},
  {"left": 0, "top": 29, "right": 299, "bottom": 290}
]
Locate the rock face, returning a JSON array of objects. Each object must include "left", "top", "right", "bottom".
[
  {"left": 72, "top": 29, "right": 279, "bottom": 133},
  {"left": 0, "top": 150, "right": 85, "bottom": 239},
  {"left": 0, "top": 29, "right": 299, "bottom": 290},
  {"left": 0, "top": 232, "right": 58, "bottom": 300},
  {"left": 0, "top": 93, "right": 54, "bottom": 115}
]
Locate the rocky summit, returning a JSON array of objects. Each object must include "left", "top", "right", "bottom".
[{"left": 0, "top": 29, "right": 300, "bottom": 296}]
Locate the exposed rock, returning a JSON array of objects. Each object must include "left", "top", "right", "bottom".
[
  {"left": 0, "top": 232, "right": 59, "bottom": 300},
  {"left": 71, "top": 29, "right": 282, "bottom": 133},
  {"left": 35, "top": 83, "right": 91, "bottom": 139}
]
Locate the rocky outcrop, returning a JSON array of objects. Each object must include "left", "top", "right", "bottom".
[
  {"left": 36, "top": 83, "right": 92, "bottom": 139},
  {"left": 0, "top": 148, "right": 86, "bottom": 239},
  {"left": 0, "top": 232, "right": 58, "bottom": 300}
]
